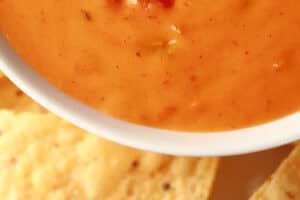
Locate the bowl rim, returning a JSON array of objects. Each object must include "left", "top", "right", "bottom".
[{"left": 1, "top": 36, "right": 300, "bottom": 156}]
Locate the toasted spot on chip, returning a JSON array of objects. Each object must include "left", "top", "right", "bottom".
[
  {"left": 163, "top": 182, "right": 171, "bottom": 190},
  {"left": 0, "top": 111, "right": 219, "bottom": 200},
  {"left": 250, "top": 145, "right": 300, "bottom": 200},
  {"left": 131, "top": 160, "right": 139, "bottom": 169},
  {"left": 0, "top": 77, "right": 45, "bottom": 112}
]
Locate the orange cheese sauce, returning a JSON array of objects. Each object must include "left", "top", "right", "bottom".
[{"left": 1, "top": 0, "right": 300, "bottom": 131}]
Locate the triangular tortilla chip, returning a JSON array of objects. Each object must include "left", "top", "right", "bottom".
[
  {"left": 250, "top": 145, "right": 300, "bottom": 200},
  {"left": 0, "top": 111, "right": 219, "bottom": 200},
  {"left": 0, "top": 76, "right": 45, "bottom": 112}
]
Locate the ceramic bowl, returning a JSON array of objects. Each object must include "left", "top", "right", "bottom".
[{"left": 1, "top": 36, "right": 300, "bottom": 156}]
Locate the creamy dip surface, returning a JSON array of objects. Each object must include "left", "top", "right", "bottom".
[{"left": 1, "top": 0, "right": 300, "bottom": 131}]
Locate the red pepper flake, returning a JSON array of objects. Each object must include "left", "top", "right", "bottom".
[
  {"left": 266, "top": 99, "right": 272, "bottom": 109},
  {"left": 141, "top": 73, "right": 147, "bottom": 78},
  {"left": 107, "top": 0, "right": 123, "bottom": 9},
  {"left": 232, "top": 40, "right": 239, "bottom": 46},
  {"left": 107, "top": 0, "right": 174, "bottom": 9},
  {"left": 166, "top": 106, "right": 177, "bottom": 113},
  {"left": 136, "top": 51, "right": 141, "bottom": 57},
  {"left": 158, "top": 106, "right": 177, "bottom": 121},
  {"left": 183, "top": 1, "right": 190, "bottom": 7},
  {"left": 148, "top": 15, "right": 158, "bottom": 20},
  {"left": 189, "top": 75, "right": 197, "bottom": 82},
  {"left": 160, "top": 0, "right": 175, "bottom": 8},
  {"left": 157, "top": 0, "right": 175, "bottom": 8},
  {"left": 141, "top": 0, "right": 175, "bottom": 9},
  {"left": 81, "top": 9, "right": 92, "bottom": 21},
  {"left": 108, "top": 0, "right": 122, "bottom": 3},
  {"left": 217, "top": 112, "right": 223, "bottom": 118},
  {"left": 162, "top": 79, "right": 169, "bottom": 85}
]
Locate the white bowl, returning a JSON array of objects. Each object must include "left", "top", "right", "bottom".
[{"left": 1, "top": 36, "right": 300, "bottom": 156}]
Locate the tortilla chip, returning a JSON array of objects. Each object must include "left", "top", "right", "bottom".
[
  {"left": 249, "top": 145, "right": 300, "bottom": 200},
  {"left": 0, "top": 77, "right": 46, "bottom": 112},
  {"left": 250, "top": 181, "right": 271, "bottom": 200},
  {"left": 0, "top": 111, "right": 219, "bottom": 200}
]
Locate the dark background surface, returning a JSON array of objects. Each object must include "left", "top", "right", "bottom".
[{"left": 210, "top": 145, "right": 292, "bottom": 200}]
